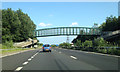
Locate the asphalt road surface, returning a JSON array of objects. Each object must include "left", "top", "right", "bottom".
[{"left": 1, "top": 48, "right": 120, "bottom": 72}]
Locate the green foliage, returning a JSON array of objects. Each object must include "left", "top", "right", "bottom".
[
  {"left": 59, "top": 42, "right": 71, "bottom": 48},
  {"left": 100, "top": 15, "right": 119, "bottom": 31},
  {"left": 93, "top": 38, "right": 108, "bottom": 48},
  {"left": 75, "top": 40, "right": 82, "bottom": 47},
  {"left": 51, "top": 45, "right": 57, "bottom": 47},
  {"left": 99, "top": 15, "right": 120, "bottom": 45},
  {"left": 36, "top": 43, "right": 43, "bottom": 46},
  {"left": 2, "top": 8, "right": 36, "bottom": 43},
  {"left": 82, "top": 40, "right": 93, "bottom": 47},
  {"left": 72, "top": 35, "right": 98, "bottom": 43},
  {"left": 2, "top": 40, "right": 15, "bottom": 49}
]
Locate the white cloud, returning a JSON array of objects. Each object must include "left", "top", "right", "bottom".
[
  {"left": 38, "top": 23, "right": 52, "bottom": 27},
  {"left": 69, "top": 22, "right": 78, "bottom": 26}
]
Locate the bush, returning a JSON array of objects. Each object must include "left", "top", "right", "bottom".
[
  {"left": 101, "top": 48, "right": 107, "bottom": 54},
  {"left": 112, "top": 48, "right": 118, "bottom": 55},
  {"left": 75, "top": 40, "right": 82, "bottom": 47},
  {"left": 83, "top": 40, "right": 93, "bottom": 47},
  {"left": 36, "top": 42, "right": 43, "bottom": 46},
  {"left": 51, "top": 45, "right": 57, "bottom": 47},
  {"left": 59, "top": 42, "right": 71, "bottom": 48},
  {"left": 117, "top": 50, "right": 120, "bottom": 56},
  {"left": 94, "top": 38, "right": 108, "bottom": 48},
  {"left": 2, "top": 40, "right": 14, "bottom": 49}
]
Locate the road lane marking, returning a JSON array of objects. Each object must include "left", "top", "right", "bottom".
[
  {"left": 35, "top": 53, "right": 38, "bottom": 55},
  {"left": 31, "top": 56, "right": 34, "bottom": 59},
  {"left": 14, "top": 52, "right": 39, "bottom": 71},
  {"left": 32, "top": 52, "right": 39, "bottom": 57},
  {"left": 23, "top": 61, "right": 28, "bottom": 65},
  {"left": 15, "top": 67, "right": 23, "bottom": 71},
  {"left": 70, "top": 56, "right": 77, "bottom": 59},
  {"left": 33, "top": 54, "right": 36, "bottom": 57},
  {"left": 28, "top": 58, "right": 32, "bottom": 61}
]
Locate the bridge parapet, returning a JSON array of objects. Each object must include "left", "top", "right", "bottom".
[{"left": 102, "top": 30, "right": 120, "bottom": 38}]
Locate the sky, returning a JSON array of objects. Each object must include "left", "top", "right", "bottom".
[{"left": 2, "top": 2, "right": 118, "bottom": 44}]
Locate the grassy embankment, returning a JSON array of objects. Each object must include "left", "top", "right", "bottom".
[{"left": 0, "top": 41, "right": 42, "bottom": 56}]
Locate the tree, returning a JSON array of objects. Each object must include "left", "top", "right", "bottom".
[
  {"left": 93, "top": 38, "right": 108, "bottom": 48},
  {"left": 99, "top": 15, "right": 120, "bottom": 45},
  {"left": 2, "top": 8, "right": 36, "bottom": 43},
  {"left": 100, "top": 15, "right": 118, "bottom": 31},
  {"left": 59, "top": 42, "right": 71, "bottom": 48},
  {"left": 16, "top": 9, "right": 36, "bottom": 41}
]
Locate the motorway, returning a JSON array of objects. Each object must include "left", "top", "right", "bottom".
[{"left": 2, "top": 47, "right": 120, "bottom": 72}]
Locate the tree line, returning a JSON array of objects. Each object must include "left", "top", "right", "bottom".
[
  {"left": 99, "top": 15, "right": 120, "bottom": 31},
  {"left": 2, "top": 8, "right": 36, "bottom": 43},
  {"left": 72, "top": 15, "right": 120, "bottom": 45},
  {"left": 59, "top": 38, "right": 120, "bottom": 55}
]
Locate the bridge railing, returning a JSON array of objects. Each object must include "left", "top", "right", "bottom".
[{"left": 100, "top": 30, "right": 120, "bottom": 40}]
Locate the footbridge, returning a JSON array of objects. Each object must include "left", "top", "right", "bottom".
[{"left": 34, "top": 27, "right": 101, "bottom": 37}]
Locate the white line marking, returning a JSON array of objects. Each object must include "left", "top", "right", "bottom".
[
  {"left": 28, "top": 58, "right": 32, "bottom": 61},
  {"left": 23, "top": 61, "right": 28, "bottom": 65},
  {"left": 31, "top": 56, "right": 34, "bottom": 59},
  {"left": 36, "top": 52, "right": 39, "bottom": 54},
  {"left": 70, "top": 56, "right": 77, "bottom": 59},
  {"left": 35, "top": 53, "right": 38, "bottom": 55},
  {"left": 33, "top": 55, "right": 36, "bottom": 57},
  {"left": 15, "top": 67, "right": 23, "bottom": 71}
]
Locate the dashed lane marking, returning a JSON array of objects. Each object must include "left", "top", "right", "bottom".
[
  {"left": 28, "top": 58, "right": 32, "bottom": 61},
  {"left": 15, "top": 67, "right": 23, "bottom": 71},
  {"left": 15, "top": 52, "right": 39, "bottom": 71},
  {"left": 23, "top": 61, "right": 28, "bottom": 65},
  {"left": 31, "top": 56, "right": 34, "bottom": 59},
  {"left": 70, "top": 56, "right": 77, "bottom": 59}
]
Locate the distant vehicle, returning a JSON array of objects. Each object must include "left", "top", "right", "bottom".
[{"left": 42, "top": 44, "right": 52, "bottom": 52}]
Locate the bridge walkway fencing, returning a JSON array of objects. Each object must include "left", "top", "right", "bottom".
[{"left": 34, "top": 27, "right": 101, "bottom": 37}]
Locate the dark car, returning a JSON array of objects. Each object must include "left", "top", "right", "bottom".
[{"left": 42, "top": 44, "right": 52, "bottom": 52}]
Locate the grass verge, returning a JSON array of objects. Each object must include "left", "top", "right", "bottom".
[
  {"left": 1, "top": 48, "right": 34, "bottom": 56},
  {"left": 1, "top": 46, "right": 42, "bottom": 56}
]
